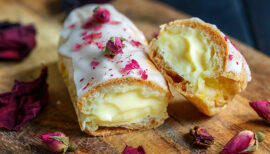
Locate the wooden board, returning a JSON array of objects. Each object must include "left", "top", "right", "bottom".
[{"left": 1, "top": 0, "right": 270, "bottom": 153}]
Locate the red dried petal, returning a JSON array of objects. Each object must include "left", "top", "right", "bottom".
[
  {"left": 73, "top": 43, "right": 82, "bottom": 51},
  {"left": 0, "top": 66, "right": 48, "bottom": 130},
  {"left": 130, "top": 40, "right": 141, "bottom": 47},
  {"left": 140, "top": 70, "right": 148, "bottom": 80},
  {"left": 91, "top": 61, "right": 100, "bottom": 68},
  {"left": 96, "top": 42, "right": 105, "bottom": 49},
  {"left": 120, "top": 59, "right": 140, "bottom": 73},
  {"left": 82, "top": 17, "right": 95, "bottom": 29},
  {"left": 122, "top": 145, "right": 146, "bottom": 154},
  {"left": 224, "top": 36, "right": 228, "bottom": 41},
  {"left": 108, "top": 20, "right": 121, "bottom": 25},
  {"left": 68, "top": 24, "right": 75, "bottom": 29},
  {"left": 0, "top": 22, "right": 36, "bottom": 61},
  {"left": 82, "top": 32, "right": 102, "bottom": 44},
  {"left": 228, "top": 54, "right": 233, "bottom": 61}
]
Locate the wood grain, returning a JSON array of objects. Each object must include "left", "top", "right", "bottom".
[{"left": 0, "top": 0, "right": 270, "bottom": 153}]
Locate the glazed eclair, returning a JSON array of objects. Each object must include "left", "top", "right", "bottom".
[{"left": 58, "top": 4, "right": 171, "bottom": 136}]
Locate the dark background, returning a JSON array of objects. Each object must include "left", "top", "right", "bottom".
[{"left": 158, "top": 0, "right": 270, "bottom": 56}]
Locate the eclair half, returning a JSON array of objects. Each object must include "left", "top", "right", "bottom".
[
  {"left": 149, "top": 18, "right": 251, "bottom": 116},
  {"left": 58, "top": 4, "right": 171, "bottom": 136}
]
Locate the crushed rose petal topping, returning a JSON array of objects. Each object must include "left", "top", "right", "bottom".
[
  {"left": 130, "top": 40, "right": 141, "bottom": 47},
  {"left": 121, "top": 59, "right": 148, "bottom": 80},
  {"left": 73, "top": 43, "right": 82, "bottom": 51},
  {"left": 228, "top": 54, "right": 233, "bottom": 61},
  {"left": 82, "top": 32, "right": 102, "bottom": 44},
  {"left": 96, "top": 42, "right": 105, "bottom": 49},
  {"left": 90, "top": 61, "right": 100, "bottom": 69},
  {"left": 68, "top": 24, "right": 75, "bottom": 29}
]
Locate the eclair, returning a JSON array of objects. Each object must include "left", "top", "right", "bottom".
[
  {"left": 149, "top": 18, "right": 251, "bottom": 116},
  {"left": 58, "top": 4, "right": 171, "bottom": 136}
]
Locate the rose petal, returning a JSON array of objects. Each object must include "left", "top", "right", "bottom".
[
  {"left": 120, "top": 59, "right": 140, "bottom": 73},
  {"left": 0, "top": 22, "right": 36, "bottom": 60},
  {"left": 130, "top": 40, "right": 141, "bottom": 47},
  {"left": 0, "top": 66, "right": 48, "bottom": 130},
  {"left": 122, "top": 145, "right": 146, "bottom": 154}
]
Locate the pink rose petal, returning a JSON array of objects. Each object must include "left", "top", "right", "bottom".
[{"left": 130, "top": 40, "right": 141, "bottom": 47}]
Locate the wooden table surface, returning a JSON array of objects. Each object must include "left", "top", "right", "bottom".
[{"left": 0, "top": 0, "right": 270, "bottom": 153}]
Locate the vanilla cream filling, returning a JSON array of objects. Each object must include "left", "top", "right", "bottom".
[
  {"left": 156, "top": 26, "right": 220, "bottom": 94},
  {"left": 92, "top": 89, "right": 166, "bottom": 124},
  {"left": 79, "top": 85, "right": 168, "bottom": 130}
]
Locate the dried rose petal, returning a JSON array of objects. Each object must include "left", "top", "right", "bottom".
[
  {"left": 220, "top": 130, "right": 264, "bottom": 154},
  {"left": 250, "top": 100, "right": 270, "bottom": 122},
  {"left": 73, "top": 43, "right": 82, "bottom": 51},
  {"left": 130, "top": 40, "right": 141, "bottom": 47},
  {"left": 39, "top": 132, "right": 77, "bottom": 153},
  {"left": 120, "top": 59, "right": 140, "bottom": 73},
  {"left": 82, "top": 32, "right": 102, "bottom": 44},
  {"left": 140, "top": 70, "right": 148, "bottom": 80},
  {"left": 91, "top": 61, "right": 100, "bottom": 69},
  {"left": 93, "top": 7, "right": 110, "bottom": 24},
  {"left": 96, "top": 42, "right": 105, "bottom": 49},
  {"left": 122, "top": 145, "right": 146, "bottom": 154},
  {"left": 108, "top": 20, "right": 121, "bottom": 25},
  {"left": 190, "top": 126, "right": 214, "bottom": 148},
  {"left": 0, "top": 22, "right": 36, "bottom": 60},
  {"left": 0, "top": 66, "right": 48, "bottom": 130},
  {"left": 228, "top": 54, "right": 233, "bottom": 61},
  {"left": 105, "top": 37, "right": 125, "bottom": 56}
]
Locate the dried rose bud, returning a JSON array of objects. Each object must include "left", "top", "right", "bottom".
[
  {"left": 105, "top": 37, "right": 125, "bottom": 56},
  {"left": 39, "top": 132, "right": 77, "bottom": 153},
  {"left": 190, "top": 126, "right": 214, "bottom": 148},
  {"left": 250, "top": 100, "right": 270, "bottom": 122},
  {"left": 93, "top": 7, "right": 110, "bottom": 24},
  {"left": 220, "top": 130, "right": 264, "bottom": 154},
  {"left": 122, "top": 145, "right": 146, "bottom": 154}
]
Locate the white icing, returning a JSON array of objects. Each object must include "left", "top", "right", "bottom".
[
  {"left": 204, "top": 19, "right": 251, "bottom": 81},
  {"left": 59, "top": 4, "right": 168, "bottom": 97}
]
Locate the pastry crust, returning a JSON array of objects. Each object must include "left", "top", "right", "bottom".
[
  {"left": 149, "top": 18, "right": 251, "bottom": 116},
  {"left": 58, "top": 4, "right": 171, "bottom": 136}
]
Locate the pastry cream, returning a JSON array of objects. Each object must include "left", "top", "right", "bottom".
[
  {"left": 156, "top": 26, "right": 219, "bottom": 93},
  {"left": 92, "top": 89, "right": 167, "bottom": 125}
]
